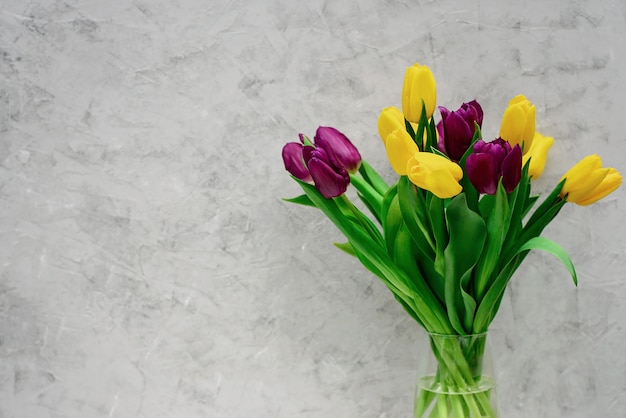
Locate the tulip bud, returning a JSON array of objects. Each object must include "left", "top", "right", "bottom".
[
  {"left": 385, "top": 129, "right": 420, "bottom": 175},
  {"left": 499, "top": 95, "right": 536, "bottom": 154},
  {"left": 314, "top": 126, "right": 362, "bottom": 173},
  {"left": 466, "top": 138, "right": 522, "bottom": 194},
  {"left": 560, "top": 154, "right": 622, "bottom": 205},
  {"left": 406, "top": 152, "right": 463, "bottom": 199},
  {"left": 377, "top": 106, "right": 406, "bottom": 145},
  {"left": 437, "top": 100, "right": 484, "bottom": 161},
  {"left": 402, "top": 63, "right": 437, "bottom": 123},
  {"left": 522, "top": 131, "right": 554, "bottom": 179}
]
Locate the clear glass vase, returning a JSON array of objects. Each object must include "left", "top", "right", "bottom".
[{"left": 414, "top": 333, "right": 498, "bottom": 418}]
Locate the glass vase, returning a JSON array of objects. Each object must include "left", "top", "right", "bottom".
[{"left": 414, "top": 332, "right": 498, "bottom": 418}]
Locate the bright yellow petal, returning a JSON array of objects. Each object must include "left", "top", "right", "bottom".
[
  {"left": 560, "top": 154, "right": 603, "bottom": 193},
  {"left": 499, "top": 104, "right": 527, "bottom": 148},
  {"left": 523, "top": 131, "right": 554, "bottom": 179},
  {"left": 565, "top": 167, "right": 609, "bottom": 203},
  {"left": 406, "top": 152, "right": 463, "bottom": 198},
  {"left": 402, "top": 63, "right": 436, "bottom": 122},
  {"left": 508, "top": 94, "right": 528, "bottom": 106},
  {"left": 576, "top": 168, "right": 622, "bottom": 206},
  {"left": 522, "top": 104, "right": 536, "bottom": 152},
  {"left": 386, "top": 129, "right": 419, "bottom": 175},
  {"left": 377, "top": 106, "right": 405, "bottom": 145},
  {"left": 418, "top": 68, "right": 437, "bottom": 119}
]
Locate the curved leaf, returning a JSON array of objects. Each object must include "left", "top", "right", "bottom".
[
  {"left": 444, "top": 194, "right": 487, "bottom": 334},
  {"left": 518, "top": 237, "right": 577, "bottom": 285}
]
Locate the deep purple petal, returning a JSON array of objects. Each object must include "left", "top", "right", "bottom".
[
  {"left": 443, "top": 111, "right": 473, "bottom": 161},
  {"left": 308, "top": 157, "right": 349, "bottom": 198},
  {"left": 314, "top": 126, "right": 361, "bottom": 172},
  {"left": 439, "top": 106, "right": 451, "bottom": 122},
  {"left": 302, "top": 144, "right": 316, "bottom": 165},
  {"left": 282, "top": 142, "right": 312, "bottom": 182},
  {"left": 466, "top": 100, "right": 483, "bottom": 127},
  {"left": 501, "top": 144, "right": 522, "bottom": 192},
  {"left": 436, "top": 120, "right": 446, "bottom": 154},
  {"left": 467, "top": 153, "right": 498, "bottom": 195},
  {"left": 473, "top": 139, "right": 488, "bottom": 154}
]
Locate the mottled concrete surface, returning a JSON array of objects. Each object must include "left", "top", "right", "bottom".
[{"left": 0, "top": 1, "right": 625, "bottom": 417}]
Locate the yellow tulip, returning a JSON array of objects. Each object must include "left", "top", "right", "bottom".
[
  {"left": 577, "top": 168, "right": 622, "bottom": 206},
  {"left": 378, "top": 106, "right": 405, "bottom": 145},
  {"left": 407, "top": 152, "right": 463, "bottom": 199},
  {"left": 499, "top": 94, "right": 536, "bottom": 154},
  {"left": 385, "top": 129, "right": 419, "bottom": 175},
  {"left": 560, "top": 154, "right": 622, "bottom": 205},
  {"left": 522, "top": 131, "right": 554, "bottom": 179},
  {"left": 402, "top": 63, "right": 437, "bottom": 123}
]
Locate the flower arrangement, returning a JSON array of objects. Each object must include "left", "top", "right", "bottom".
[{"left": 281, "top": 63, "right": 621, "bottom": 417}]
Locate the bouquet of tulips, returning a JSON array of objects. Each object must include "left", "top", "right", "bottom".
[{"left": 281, "top": 63, "right": 621, "bottom": 417}]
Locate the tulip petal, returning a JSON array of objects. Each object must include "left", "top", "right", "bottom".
[
  {"left": 378, "top": 106, "right": 405, "bottom": 145},
  {"left": 523, "top": 105, "right": 536, "bottom": 151},
  {"left": 565, "top": 167, "right": 610, "bottom": 203},
  {"left": 315, "top": 126, "right": 361, "bottom": 173},
  {"left": 282, "top": 142, "right": 312, "bottom": 182},
  {"left": 467, "top": 153, "right": 498, "bottom": 195},
  {"left": 523, "top": 132, "right": 554, "bottom": 179},
  {"left": 501, "top": 144, "right": 522, "bottom": 192},
  {"left": 308, "top": 157, "right": 349, "bottom": 198},
  {"left": 499, "top": 104, "right": 527, "bottom": 149},
  {"left": 385, "top": 129, "right": 419, "bottom": 175},
  {"left": 466, "top": 100, "right": 484, "bottom": 127},
  {"left": 406, "top": 152, "right": 463, "bottom": 198},
  {"left": 443, "top": 110, "right": 473, "bottom": 161},
  {"left": 576, "top": 168, "right": 622, "bottom": 206}
]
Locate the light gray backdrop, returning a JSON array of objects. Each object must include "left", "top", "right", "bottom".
[{"left": 1, "top": 1, "right": 624, "bottom": 417}]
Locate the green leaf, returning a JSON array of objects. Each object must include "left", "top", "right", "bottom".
[
  {"left": 413, "top": 100, "right": 430, "bottom": 151},
  {"left": 478, "top": 194, "right": 495, "bottom": 219},
  {"left": 334, "top": 241, "right": 356, "bottom": 256},
  {"left": 334, "top": 196, "right": 384, "bottom": 247},
  {"left": 383, "top": 193, "right": 403, "bottom": 256},
  {"left": 357, "top": 192, "right": 382, "bottom": 225},
  {"left": 525, "top": 179, "right": 566, "bottom": 227},
  {"left": 428, "top": 196, "right": 448, "bottom": 278},
  {"left": 518, "top": 237, "right": 578, "bottom": 285},
  {"left": 393, "top": 224, "right": 448, "bottom": 328},
  {"left": 426, "top": 113, "right": 437, "bottom": 152},
  {"left": 443, "top": 194, "right": 487, "bottom": 334},
  {"left": 472, "top": 255, "right": 520, "bottom": 333},
  {"left": 397, "top": 177, "right": 436, "bottom": 259},
  {"left": 475, "top": 182, "right": 510, "bottom": 302},
  {"left": 283, "top": 194, "right": 316, "bottom": 207},
  {"left": 350, "top": 174, "right": 383, "bottom": 223},
  {"left": 358, "top": 160, "right": 390, "bottom": 196},
  {"left": 405, "top": 118, "right": 416, "bottom": 142}
]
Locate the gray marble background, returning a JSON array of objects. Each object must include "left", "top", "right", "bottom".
[{"left": 1, "top": 0, "right": 625, "bottom": 417}]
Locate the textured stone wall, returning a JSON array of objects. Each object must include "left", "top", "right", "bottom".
[{"left": 0, "top": 1, "right": 624, "bottom": 417}]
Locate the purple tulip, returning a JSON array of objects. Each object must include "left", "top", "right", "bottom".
[
  {"left": 437, "top": 100, "right": 484, "bottom": 161},
  {"left": 282, "top": 127, "right": 359, "bottom": 198},
  {"left": 466, "top": 138, "right": 522, "bottom": 194},
  {"left": 314, "top": 126, "right": 362, "bottom": 173}
]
